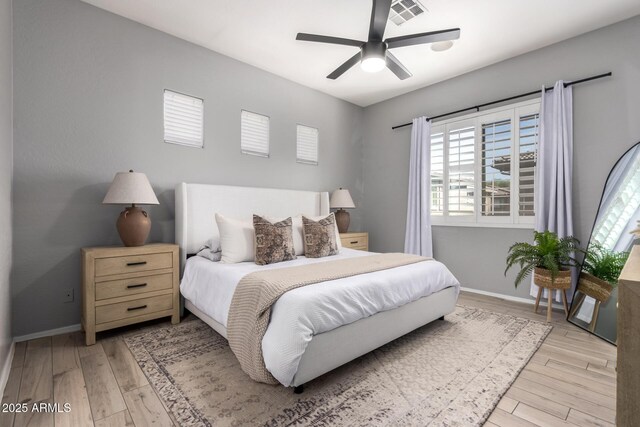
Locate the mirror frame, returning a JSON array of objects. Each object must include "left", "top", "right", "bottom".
[{"left": 567, "top": 141, "right": 640, "bottom": 344}]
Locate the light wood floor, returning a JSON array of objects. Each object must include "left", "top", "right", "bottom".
[{"left": 1, "top": 291, "right": 616, "bottom": 427}]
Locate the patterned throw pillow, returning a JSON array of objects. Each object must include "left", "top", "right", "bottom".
[
  {"left": 253, "top": 215, "right": 297, "bottom": 265},
  {"left": 302, "top": 213, "right": 339, "bottom": 258}
]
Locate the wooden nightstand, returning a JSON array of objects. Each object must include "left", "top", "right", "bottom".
[
  {"left": 81, "top": 243, "right": 180, "bottom": 345},
  {"left": 340, "top": 232, "right": 369, "bottom": 251}
]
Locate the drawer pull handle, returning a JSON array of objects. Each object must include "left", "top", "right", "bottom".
[
  {"left": 127, "top": 283, "right": 147, "bottom": 289},
  {"left": 127, "top": 305, "right": 147, "bottom": 311},
  {"left": 126, "top": 261, "right": 147, "bottom": 267},
  {"left": 350, "top": 241, "right": 359, "bottom": 244}
]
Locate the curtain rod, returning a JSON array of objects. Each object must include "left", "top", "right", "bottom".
[{"left": 391, "top": 72, "right": 612, "bottom": 130}]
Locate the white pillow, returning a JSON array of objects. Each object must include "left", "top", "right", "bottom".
[
  {"left": 215, "top": 214, "right": 255, "bottom": 263},
  {"left": 304, "top": 213, "right": 342, "bottom": 250}
]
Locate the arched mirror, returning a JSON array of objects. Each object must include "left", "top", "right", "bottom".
[{"left": 568, "top": 142, "right": 640, "bottom": 343}]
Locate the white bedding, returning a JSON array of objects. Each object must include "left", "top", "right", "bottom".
[{"left": 180, "top": 249, "right": 460, "bottom": 386}]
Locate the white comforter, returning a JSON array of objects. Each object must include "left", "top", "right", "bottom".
[{"left": 180, "top": 249, "right": 460, "bottom": 386}]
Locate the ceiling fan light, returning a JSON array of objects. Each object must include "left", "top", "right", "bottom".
[{"left": 361, "top": 56, "right": 386, "bottom": 73}]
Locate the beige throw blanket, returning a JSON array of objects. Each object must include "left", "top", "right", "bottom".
[{"left": 227, "top": 253, "right": 430, "bottom": 384}]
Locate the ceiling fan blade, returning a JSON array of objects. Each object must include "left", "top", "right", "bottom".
[
  {"left": 386, "top": 52, "right": 412, "bottom": 80},
  {"left": 296, "top": 33, "right": 364, "bottom": 47},
  {"left": 327, "top": 52, "right": 362, "bottom": 80},
  {"left": 385, "top": 28, "right": 461, "bottom": 49},
  {"left": 368, "top": 0, "right": 392, "bottom": 41}
]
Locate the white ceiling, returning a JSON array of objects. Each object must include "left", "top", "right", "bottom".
[{"left": 81, "top": 0, "right": 640, "bottom": 107}]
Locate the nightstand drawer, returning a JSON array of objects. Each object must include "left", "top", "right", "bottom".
[
  {"left": 95, "top": 252, "right": 173, "bottom": 277},
  {"left": 95, "top": 273, "right": 173, "bottom": 301},
  {"left": 341, "top": 235, "right": 368, "bottom": 247},
  {"left": 343, "top": 236, "right": 367, "bottom": 246},
  {"left": 95, "top": 294, "right": 173, "bottom": 324},
  {"left": 339, "top": 232, "right": 369, "bottom": 251}
]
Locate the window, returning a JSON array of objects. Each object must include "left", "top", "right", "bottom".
[
  {"left": 163, "top": 90, "right": 204, "bottom": 148},
  {"left": 430, "top": 100, "right": 540, "bottom": 227},
  {"left": 240, "top": 110, "right": 269, "bottom": 157},
  {"left": 296, "top": 125, "right": 319, "bottom": 165}
]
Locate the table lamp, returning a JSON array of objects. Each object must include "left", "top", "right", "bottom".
[
  {"left": 330, "top": 188, "right": 355, "bottom": 233},
  {"left": 103, "top": 170, "right": 159, "bottom": 247}
]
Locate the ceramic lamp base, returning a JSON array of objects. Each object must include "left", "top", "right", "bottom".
[
  {"left": 116, "top": 205, "right": 151, "bottom": 247},
  {"left": 335, "top": 209, "right": 350, "bottom": 233}
]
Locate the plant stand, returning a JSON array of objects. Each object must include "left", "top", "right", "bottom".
[
  {"left": 533, "top": 267, "right": 572, "bottom": 322},
  {"left": 567, "top": 273, "right": 614, "bottom": 332}
]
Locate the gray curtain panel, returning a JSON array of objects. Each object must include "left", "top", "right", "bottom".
[
  {"left": 531, "top": 80, "right": 575, "bottom": 301},
  {"left": 404, "top": 116, "right": 433, "bottom": 257}
]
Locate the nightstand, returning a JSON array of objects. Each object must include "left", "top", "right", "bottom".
[
  {"left": 81, "top": 243, "right": 180, "bottom": 345},
  {"left": 340, "top": 232, "right": 369, "bottom": 251}
]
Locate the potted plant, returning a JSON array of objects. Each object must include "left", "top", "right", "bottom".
[
  {"left": 505, "top": 230, "right": 581, "bottom": 290},
  {"left": 578, "top": 242, "right": 629, "bottom": 303}
]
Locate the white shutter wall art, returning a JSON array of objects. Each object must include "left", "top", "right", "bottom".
[
  {"left": 163, "top": 90, "right": 204, "bottom": 148},
  {"left": 296, "top": 125, "right": 319, "bottom": 165},
  {"left": 241, "top": 110, "right": 270, "bottom": 157}
]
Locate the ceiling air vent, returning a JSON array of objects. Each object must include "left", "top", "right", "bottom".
[{"left": 389, "top": 0, "right": 427, "bottom": 26}]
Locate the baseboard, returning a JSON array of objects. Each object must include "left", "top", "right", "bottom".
[
  {"left": 0, "top": 342, "right": 15, "bottom": 398},
  {"left": 13, "top": 323, "right": 82, "bottom": 343},
  {"left": 460, "top": 287, "right": 566, "bottom": 310}
]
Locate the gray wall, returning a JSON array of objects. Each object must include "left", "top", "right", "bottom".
[
  {"left": 12, "top": 0, "right": 364, "bottom": 336},
  {"left": 0, "top": 0, "right": 13, "bottom": 368},
  {"left": 362, "top": 15, "right": 640, "bottom": 299}
]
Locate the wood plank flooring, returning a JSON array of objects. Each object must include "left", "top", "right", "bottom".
[{"left": 1, "top": 291, "right": 617, "bottom": 426}]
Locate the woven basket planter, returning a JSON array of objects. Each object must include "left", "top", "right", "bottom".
[
  {"left": 577, "top": 272, "right": 614, "bottom": 303},
  {"left": 533, "top": 267, "right": 572, "bottom": 290}
]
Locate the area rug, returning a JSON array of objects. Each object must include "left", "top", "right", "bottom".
[{"left": 125, "top": 305, "right": 551, "bottom": 426}]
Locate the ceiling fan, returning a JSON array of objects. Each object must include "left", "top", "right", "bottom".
[{"left": 296, "top": 0, "right": 460, "bottom": 80}]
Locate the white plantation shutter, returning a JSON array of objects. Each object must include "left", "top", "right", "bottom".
[
  {"left": 430, "top": 131, "right": 444, "bottom": 215},
  {"left": 481, "top": 119, "right": 512, "bottom": 217},
  {"left": 447, "top": 124, "right": 475, "bottom": 216},
  {"left": 241, "top": 110, "right": 270, "bottom": 157},
  {"left": 296, "top": 125, "right": 319, "bottom": 165},
  {"left": 163, "top": 90, "right": 204, "bottom": 148},
  {"left": 518, "top": 113, "right": 539, "bottom": 217}
]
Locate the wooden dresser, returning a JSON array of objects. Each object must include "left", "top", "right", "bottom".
[
  {"left": 617, "top": 244, "right": 640, "bottom": 426},
  {"left": 81, "top": 243, "right": 180, "bottom": 345},
  {"left": 340, "top": 232, "right": 369, "bottom": 251}
]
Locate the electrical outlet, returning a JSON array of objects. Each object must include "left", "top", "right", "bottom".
[{"left": 63, "top": 288, "right": 74, "bottom": 303}]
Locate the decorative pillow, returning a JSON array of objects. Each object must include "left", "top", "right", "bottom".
[
  {"left": 302, "top": 213, "right": 339, "bottom": 258},
  {"left": 215, "top": 214, "right": 255, "bottom": 263},
  {"left": 305, "top": 214, "right": 343, "bottom": 250},
  {"left": 267, "top": 215, "right": 305, "bottom": 256},
  {"left": 253, "top": 215, "right": 297, "bottom": 265}
]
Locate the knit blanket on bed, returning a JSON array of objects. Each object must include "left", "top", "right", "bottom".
[{"left": 227, "top": 252, "right": 430, "bottom": 384}]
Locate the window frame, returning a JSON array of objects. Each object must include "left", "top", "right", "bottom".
[{"left": 430, "top": 99, "right": 540, "bottom": 229}]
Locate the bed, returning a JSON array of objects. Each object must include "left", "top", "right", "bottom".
[{"left": 175, "top": 183, "right": 460, "bottom": 390}]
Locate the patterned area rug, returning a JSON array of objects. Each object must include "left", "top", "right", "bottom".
[{"left": 125, "top": 306, "right": 551, "bottom": 426}]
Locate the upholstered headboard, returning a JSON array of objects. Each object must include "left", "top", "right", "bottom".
[{"left": 175, "top": 183, "right": 330, "bottom": 271}]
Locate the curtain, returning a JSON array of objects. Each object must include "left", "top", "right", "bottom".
[
  {"left": 404, "top": 116, "right": 433, "bottom": 257},
  {"left": 531, "top": 80, "right": 575, "bottom": 302}
]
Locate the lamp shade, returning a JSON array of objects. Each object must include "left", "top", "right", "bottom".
[
  {"left": 330, "top": 188, "right": 355, "bottom": 209},
  {"left": 102, "top": 171, "right": 159, "bottom": 205}
]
